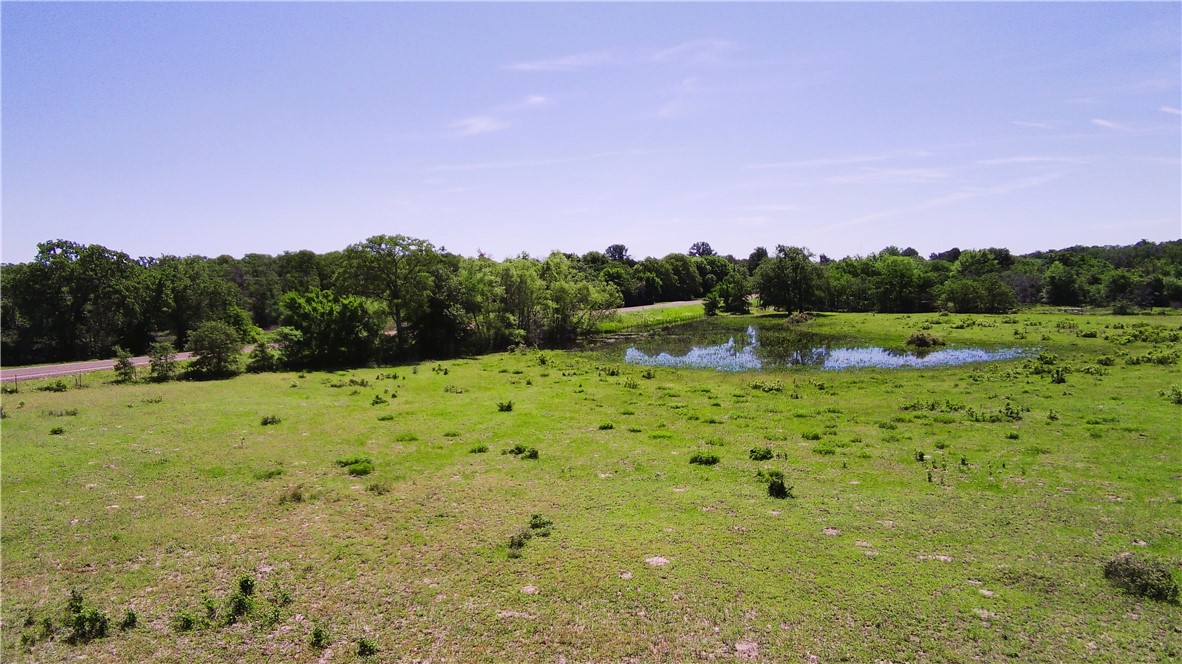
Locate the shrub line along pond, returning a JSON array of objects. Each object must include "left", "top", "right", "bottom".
[{"left": 623, "top": 325, "right": 1027, "bottom": 371}]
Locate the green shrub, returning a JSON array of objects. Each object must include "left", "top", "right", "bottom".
[
  {"left": 366, "top": 481, "right": 390, "bottom": 495},
  {"left": 768, "top": 478, "right": 793, "bottom": 499},
  {"left": 598, "top": 422, "right": 615, "bottom": 430},
  {"left": 371, "top": 394, "right": 388, "bottom": 406},
  {"left": 224, "top": 590, "right": 252, "bottom": 624},
  {"left": 38, "top": 380, "right": 69, "bottom": 392},
  {"left": 346, "top": 461, "right": 374, "bottom": 476},
  {"left": 254, "top": 467, "right": 284, "bottom": 480},
  {"left": 64, "top": 592, "right": 109, "bottom": 644},
  {"left": 260, "top": 414, "right": 281, "bottom": 426},
  {"left": 503, "top": 444, "right": 528, "bottom": 456},
  {"left": 1103, "top": 553, "right": 1180, "bottom": 603},
  {"left": 1006, "top": 431, "right": 1020, "bottom": 440},
  {"left": 529, "top": 514, "right": 553, "bottom": 530},
  {"left": 336, "top": 455, "right": 372, "bottom": 467},
  {"left": 377, "top": 414, "right": 395, "bottom": 421},
  {"left": 469, "top": 444, "right": 489, "bottom": 454},
  {"left": 497, "top": 400, "right": 514, "bottom": 412},
  {"left": 50, "top": 426, "right": 65, "bottom": 435},
  {"left": 358, "top": 637, "right": 378, "bottom": 657},
  {"left": 311, "top": 623, "right": 330, "bottom": 649},
  {"left": 118, "top": 609, "right": 138, "bottom": 631},
  {"left": 113, "top": 346, "right": 137, "bottom": 383},
  {"left": 237, "top": 575, "right": 256, "bottom": 596},
  {"left": 905, "top": 332, "right": 945, "bottom": 348},
  {"left": 1160, "top": 385, "right": 1182, "bottom": 405},
  {"left": 394, "top": 432, "right": 418, "bottom": 442},
  {"left": 689, "top": 451, "right": 720, "bottom": 466},
  {"left": 522, "top": 447, "right": 539, "bottom": 460},
  {"left": 802, "top": 431, "right": 822, "bottom": 441},
  {"left": 813, "top": 446, "right": 836, "bottom": 456},
  {"left": 749, "top": 447, "right": 774, "bottom": 461},
  {"left": 172, "top": 610, "right": 196, "bottom": 632}
]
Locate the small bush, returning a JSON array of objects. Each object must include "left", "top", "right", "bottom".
[
  {"left": 358, "top": 637, "right": 378, "bottom": 657},
  {"left": 346, "top": 461, "right": 374, "bottom": 476},
  {"left": 65, "top": 595, "right": 109, "bottom": 644},
  {"left": 521, "top": 447, "right": 539, "bottom": 459},
  {"left": 802, "top": 431, "right": 822, "bottom": 441},
  {"left": 224, "top": 591, "right": 252, "bottom": 624},
  {"left": 118, "top": 609, "right": 138, "bottom": 631},
  {"left": 768, "top": 478, "right": 793, "bottom": 499},
  {"left": 914, "top": 450, "right": 926, "bottom": 462},
  {"left": 366, "top": 481, "right": 390, "bottom": 495},
  {"left": 749, "top": 447, "right": 774, "bottom": 461},
  {"left": 254, "top": 467, "right": 284, "bottom": 480},
  {"left": 503, "top": 444, "right": 528, "bottom": 455},
  {"left": 38, "top": 380, "right": 69, "bottom": 392},
  {"left": 50, "top": 426, "right": 65, "bottom": 435},
  {"left": 237, "top": 575, "right": 256, "bottom": 596},
  {"left": 469, "top": 444, "right": 489, "bottom": 454},
  {"left": 598, "top": 422, "right": 615, "bottom": 430},
  {"left": 371, "top": 394, "right": 388, "bottom": 406},
  {"left": 1006, "top": 431, "right": 1020, "bottom": 440},
  {"left": 529, "top": 514, "right": 553, "bottom": 530},
  {"left": 260, "top": 414, "right": 281, "bottom": 426},
  {"left": 641, "top": 369, "right": 656, "bottom": 379},
  {"left": 813, "top": 446, "right": 836, "bottom": 456},
  {"left": 394, "top": 432, "right": 418, "bottom": 442},
  {"left": 905, "top": 332, "right": 945, "bottom": 348},
  {"left": 377, "top": 414, "right": 395, "bottom": 421},
  {"left": 1103, "top": 553, "right": 1180, "bottom": 603},
  {"left": 173, "top": 610, "right": 197, "bottom": 632},
  {"left": 336, "top": 455, "right": 372, "bottom": 467},
  {"left": 689, "top": 451, "right": 720, "bottom": 466},
  {"left": 311, "top": 623, "right": 330, "bottom": 649},
  {"left": 1160, "top": 385, "right": 1182, "bottom": 405},
  {"left": 497, "top": 400, "right": 514, "bottom": 412}
]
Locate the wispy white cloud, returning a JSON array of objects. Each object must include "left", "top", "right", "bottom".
[
  {"left": 506, "top": 49, "right": 623, "bottom": 72},
  {"left": 424, "top": 149, "right": 660, "bottom": 173},
  {"left": 743, "top": 150, "right": 931, "bottom": 170},
  {"left": 826, "top": 172, "right": 1064, "bottom": 232},
  {"left": 1092, "top": 118, "right": 1131, "bottom": 131},
  {"left": 651, "top": 39, "right": 737, "bottom": 66},
  {"left": 448, "top": 95, "right": 552, "bottom": 137},
  {"left": 450, "top": 115, "right": 509, "bottom": 137},
  {"left": 1160, "top": 105, "right": 1182, "bottom": 116},
  {"left": 507, "top": 39, "right": 738, "bottom": 72},
  {"left": 826, "top": 167, "right": 951, "bottom": 185},
  {"left": 975, "top": 156, "right": 1088, "bottom": 166}
]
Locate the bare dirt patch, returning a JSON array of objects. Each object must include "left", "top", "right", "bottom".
[
  {"left": 645, "top": 556, "right": 670, "bottom": 567},
  {"left": 822, "top": 527, "right": 840, "bottom": 536}
]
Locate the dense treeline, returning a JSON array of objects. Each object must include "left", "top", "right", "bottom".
[{"left": 2, "top": 236, "right": 1179, "bottom": 368}]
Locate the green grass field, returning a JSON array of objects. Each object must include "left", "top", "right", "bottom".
[{"left": 2, "top": 312, "right": 1179, "bottom": 662}]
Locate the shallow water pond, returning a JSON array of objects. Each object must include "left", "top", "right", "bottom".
[{"left": 610, "top": 320, "right": 1025, "bottom": 372}]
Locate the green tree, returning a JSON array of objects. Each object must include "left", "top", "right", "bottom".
[
  {"left": 147, "top": 341, "right": 178, "bottom": 382},
  {"left": 753, "top": 246, "right": 819, "bottom": 313},
  {"left": 276, "top": 289, "right": 382, "bottom": 369},
  {"left": 337, "top": 235, "right": 437, "bottom": 355},
  {"left": 113, "top": 346, "right": 137, "bottom": 383},
  {"left": 185, "top": 320, "right": 242, "bottom": 378}
]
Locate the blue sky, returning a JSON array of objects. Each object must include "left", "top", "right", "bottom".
[{"left": 3, "top": 2, "right": 1179, "bottom": 264}]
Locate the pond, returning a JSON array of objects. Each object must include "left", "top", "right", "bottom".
[{"left": 612, "top": 322, "right": 1026, "bottom": 372}]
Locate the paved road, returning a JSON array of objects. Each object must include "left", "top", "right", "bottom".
[
  {"left": 0, "top": 301, "right": 705, "bottom": 383},
  {"left": 0, "top": 352, "right": 198, "bottom": 383}
]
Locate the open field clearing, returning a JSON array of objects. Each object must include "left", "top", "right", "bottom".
[{"left": 2, "top": 312, "right": 1179, "bottom": 662}]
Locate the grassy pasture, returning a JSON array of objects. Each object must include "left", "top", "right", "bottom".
[{"left": 1, "top": 311, "right": 1179, "bottom": 662}]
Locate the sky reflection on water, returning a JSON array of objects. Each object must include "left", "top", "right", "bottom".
[{"left": 624, "top": 326, "right": 1025, "bottom": 372}]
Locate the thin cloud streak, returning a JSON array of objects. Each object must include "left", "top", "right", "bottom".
[
  {"left": 743, "top": 150, "right": 932, "bottom": 170},
  {"left": 1092, "top": 118, "right": 1131, "bottom": 131},
  {"left": 423, "top": 149, "right": 662, "bottom": 173},
  {"left": 975, "top": 156, "right": 1088, "bottom": 165},
  {"left": 507, "top": 39, "right": 737, "bottom": 72},
  {"left": 449, "top": 115, "right": 509, "bottom": 137},
  {"left": 826, "top": 172, "right": 1065, "bottom": 232},
  {"left": 1160, "top": 105, "right": 1182, "bottom": 116}
]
